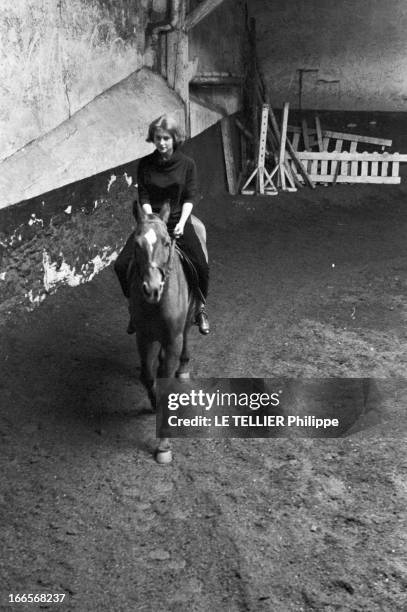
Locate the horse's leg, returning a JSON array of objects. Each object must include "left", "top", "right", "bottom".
[
  {"left": 176, "top": 326, "right": 191, "bottom": 381},
  {"left": 137, "top": 335, "right": 160, "bottom": 410},
  {"left": 159, "top": 333, "right": 184, "bottom": 378},
  {"left": 155, "top": 333, "right": 183, "bottom": 465},
  {"left": 157, "top": 347, "right": 165, "bottom": 378}
]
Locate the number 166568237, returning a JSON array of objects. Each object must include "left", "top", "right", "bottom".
[{"left": 9, "top": 593, "right": 66, "bottom": 604}]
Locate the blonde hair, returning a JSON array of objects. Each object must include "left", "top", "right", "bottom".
[{"left": 146, "top": 114, "right": 185, "bottom": 149}]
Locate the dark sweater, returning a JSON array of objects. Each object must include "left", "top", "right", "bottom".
[{"left": 137, "top": 149, "right": 198, "bottom": 222}]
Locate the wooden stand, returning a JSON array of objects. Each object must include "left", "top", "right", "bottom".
[
  {"left": 241, "top": 104, "right": 277, "bottom": 195},
  {"left": 268, "top": 103, "right": 297, "bottom": 192}
]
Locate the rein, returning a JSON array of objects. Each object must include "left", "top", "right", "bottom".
[{"left": 160, "top": 237, "right": 176, "bottom": 287}]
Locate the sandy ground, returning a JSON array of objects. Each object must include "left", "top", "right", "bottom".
[{"left": 1, "top": 183, "right": 407, "bottom": 611}]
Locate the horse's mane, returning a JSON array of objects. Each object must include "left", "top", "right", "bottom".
[{"left": 135, "top": 213, "right": 168, "bottom": 236}]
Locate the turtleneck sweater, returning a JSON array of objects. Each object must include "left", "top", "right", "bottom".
[{"left": 137, "top": 149, "right": 198, "bottom": 222}]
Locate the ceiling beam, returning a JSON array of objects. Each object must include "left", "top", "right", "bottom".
[{"left": 184, "top": 0, "right": 227, "bottom": 32}]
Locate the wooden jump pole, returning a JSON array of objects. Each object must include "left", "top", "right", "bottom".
[
  {"left": 268, "top": 103, "right": 296, "bottom": 192},
  {"left": 241, "top": 104, "right": 277, "bottom": 195}
]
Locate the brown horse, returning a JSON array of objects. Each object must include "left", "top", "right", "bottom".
[{"left": 128, "top": 201, "right": 199, "bottom": 463}]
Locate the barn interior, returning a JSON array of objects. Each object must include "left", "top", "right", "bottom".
[{"left": 1, "top": 1, "right": 407, "bottom": 610}]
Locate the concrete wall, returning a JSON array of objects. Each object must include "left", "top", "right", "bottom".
[
  {"left": 0, "top": 68, "right": 184, "bottom": 209},
  {"left": 0, "top": 122, "right": 227, "bottom": 317},
  {"left": 190, "top": 97, "right": 224, "bottom": 138},
  {"left": 0, "top": 0, "right": 246, "bottom": 206},
  {"left": 251, "top": 0, "right": 407, "bottom": 111},
  {"left": 0, "top": 0, "right": 243, "bottom": 317},
  {"left": 0, "top": 0, "right": 166, "bottom": 161}
]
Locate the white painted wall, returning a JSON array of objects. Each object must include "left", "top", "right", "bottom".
[
  {"left": 0, "top": 0, "right": 157, "bottom": 161},
  {"left": 0, "top": 69, "right": 184, "bottom": 209}
]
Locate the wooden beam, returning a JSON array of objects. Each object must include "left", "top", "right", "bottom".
[
  {"left": 192, "top": 71, "right": 241, "bottom": 77},
  {"left": 235, "top": 118, "right": 255, "bottom": 142},
  {"left": 173, "top": 30, "right": 190, "bottom": 101},
  {"left": 166, "top": 30, "right": 178, "bottom": 89},
  {"left": 221, "top": 117, "right": 237, "bottom": 195},
  {"left": 268, "top": 106, "right": 315, "bottom": 189},
  {"left": 159, "top": 33, "right": 167, "bottom": 78},
  {"left": 315, "top": 116, "right": 323, "bottom": 152},
  {"left": 302, "top": 119, "right": 310, "bottom": 150},
  {"left": 322, "top": 130, "right": 392, "bottom": 147},
  {"left": 184, "top": 0, "right": 226, "bottom": 31},
  {"left": 257, "top": 104, "right": 269, "bottom": 194},
  {"left": 246, "top": 17, "right": 260, "bottom": 154},
  {"left": 234, "top": 119, "right": 272, "bottom": 159},
  {"left": 270, "top": 102, "right": 296, "bottom": 192},
  {"left": 278, "top": 103, "right": 289, "bottom": 190},
  {"left": 288, "top": 125, "right": 392, "bottom": 147},
  {"left": 190, "top": 75, "right": 243, "bottom": 86},
  {"left": 294, "top": 151, "right": 407, "bottom": 162},
  {"left": 293, "top": 174, "right": 401, "bottom": 185}
]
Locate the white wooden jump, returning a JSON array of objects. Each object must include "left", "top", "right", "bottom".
[
  {"left": 288, "top": 125, "right": 393, "bottom": 153},
  {"left": 288, "top": 151, "right": 407, "bottom": 184}
]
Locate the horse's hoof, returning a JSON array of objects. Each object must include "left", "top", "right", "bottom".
[
  {"left": 177, "top": 371, "right": 190, "bottom": 381},
  {"left": 155, "top": 449, "right": 172, "bottom": 465}
]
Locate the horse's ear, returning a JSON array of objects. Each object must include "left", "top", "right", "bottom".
[
  {"left": 133, "top": 200, "right": 146, "bottom": 224},
  {"left": 159, "top": 201, "right": 171, "bottom": 224}
]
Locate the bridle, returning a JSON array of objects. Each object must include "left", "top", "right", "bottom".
[
  {"left": 130, "top": 222, "right": 176, "bottom": 292},
  {"left": 152, "top": 236, "right": 176, "bottom": 287}
]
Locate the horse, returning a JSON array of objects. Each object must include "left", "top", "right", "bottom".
[{"left": 128, "top": 201, "right": 204, "bottom": 464}]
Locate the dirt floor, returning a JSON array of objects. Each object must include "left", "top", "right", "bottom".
[{"left": 1, "top": 183, "right": 407, "bottom": 611}]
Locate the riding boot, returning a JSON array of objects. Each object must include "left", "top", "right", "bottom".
[
  {"left": 195, "top": 302, "right": 210, "bottom": 335},
  {"left": 127, "top": 320, "right": 136, "bottom": 335}
]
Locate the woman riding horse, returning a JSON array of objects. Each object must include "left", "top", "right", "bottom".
[{"left": 114, "top": 114, "right": 210, "bottom": 335}]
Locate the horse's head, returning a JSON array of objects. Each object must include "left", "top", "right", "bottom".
[{"left": 132, "top": 202, "right": 172, "bottom": 304}]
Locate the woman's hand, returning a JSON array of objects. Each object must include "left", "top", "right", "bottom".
[
  {"left": 142, "top": 203, "right": 153, "bottom": 215},
  {"left": 173, "top": 221, "right": 185, "bottom": 238},
  {"left": 174, "top": 202, "right": 193, "bottom": 238}
]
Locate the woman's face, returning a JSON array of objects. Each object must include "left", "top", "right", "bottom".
[{"left": 153, "top": 127, "right": 174, "bottom": 157}]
